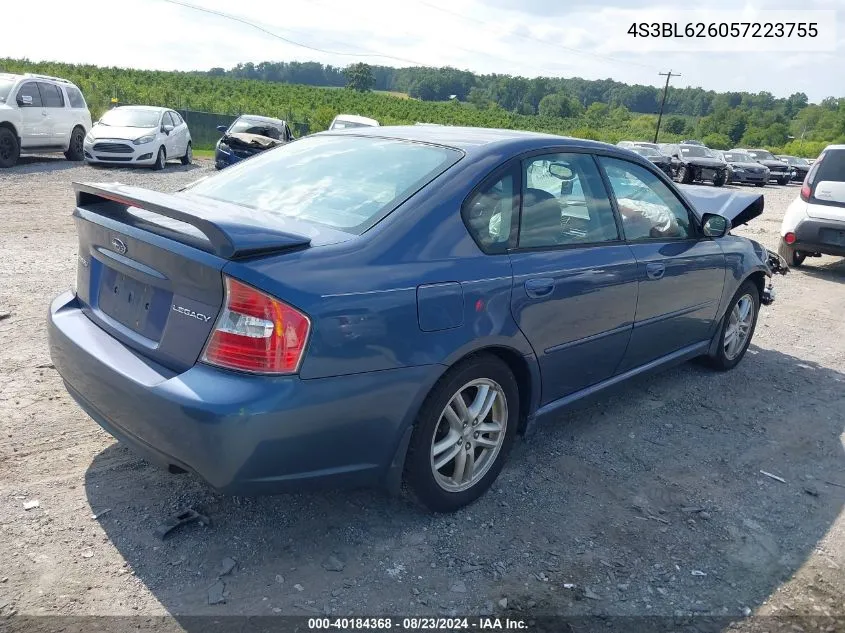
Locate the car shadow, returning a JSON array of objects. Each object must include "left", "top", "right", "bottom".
[
  {"left": 5, "top": 155, "right": 82, "bottom": 174},
  {"left": 84, "top": 345, "right": 845, "bottom": 625},
  {"left": 795, "top": 258, "right": 845, "bottom": 285}
]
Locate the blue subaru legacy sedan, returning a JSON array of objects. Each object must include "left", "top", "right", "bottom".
[{"left": 48, "top": 126, "right": 784, "bottom": 512}]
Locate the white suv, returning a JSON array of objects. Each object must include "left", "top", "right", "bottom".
[
  {"left": 779, "top": 145, "right": 845, "bottom": 266},
  {"left": 0, "top": 73, "right": 93, "bottom": 168}
]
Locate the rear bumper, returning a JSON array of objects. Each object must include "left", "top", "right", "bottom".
[
  {"left": 49, "top": 291, "right": 440, "bottom": 495},
  {"left": 791, "top": 217, "right": 845, "bottom": 257}
]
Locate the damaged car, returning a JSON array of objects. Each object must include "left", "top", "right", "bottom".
[
  {"left": 48, "top": 128, "right": 784, "bottom": 513},
  {"left": 215, "top": 115, "right": 294, "bottom": 169},
  {"left": 665, "top": 143, "right": 729, "bottom": 186},
  {"left": 732, "top": 148, "right": 793, "bottom": 185}
]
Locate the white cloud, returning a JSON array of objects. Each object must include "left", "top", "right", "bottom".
[{"left": 1, "top": 0, "right": 842, "bottom": 101}]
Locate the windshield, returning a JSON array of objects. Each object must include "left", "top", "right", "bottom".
[
  {"left": 634, "top": 143, "right": 661, "bottom": 151},
  {"left": 724, "top": 152, "right": 755, "bottom": 163},
  {"left": 99, "top": 108, "right": 162, "bottom": 128},
  {"left": 632, "top": 147, "right": 660, "bottom": 157},
  {"left": 785, "top": 156, "right": 808, "bottom": 166},
  {"left": 748, "top": 150, "right": 776, "bottom": 161},
  {"left": 229, "top": 118, "right": 285, "bottom": 139},
  {"left": 0, "top": 78, "right": 14, "bottom": 103},
  {"left": 187, "top": 135, "right": 462, "bottom": 234},
  {"left": 680, "top": 145, "right": 713, "bottom": 158}
]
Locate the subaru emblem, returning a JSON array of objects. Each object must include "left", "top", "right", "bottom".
[{"left": 111, "top": 237, "right": 127, "bottom": 255}]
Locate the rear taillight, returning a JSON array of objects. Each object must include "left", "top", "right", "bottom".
[
  {"left": 202, "top": 277, "right": 310, "bottom": 374},
  {"left": 800, "top": 181, "right": 811, "bottom": 201},
  {"left": 784, "top": 232, "right": 796, "bottom": 245}
]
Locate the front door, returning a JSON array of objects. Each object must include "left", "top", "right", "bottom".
[
  {"left": 597, "top": 156, "right": 726, "bottom": 371},
  {"left": 15, "top": 82, "right": 48, "bottom": 148},
  {"left": 508, "top": 151, "right": 639, "bottom": 404}
]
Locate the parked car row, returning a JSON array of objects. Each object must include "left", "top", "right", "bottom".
[{"left": 617, "top": 139, "right": 801, "bottom": 188}]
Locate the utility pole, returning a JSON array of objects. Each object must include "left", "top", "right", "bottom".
[{"left": 653, "top": 70, "right": 681, "bottom": 144}]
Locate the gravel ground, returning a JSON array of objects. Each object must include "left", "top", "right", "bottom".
[{"left": 0, "top": 157, "right": 843, "bottom": 631}]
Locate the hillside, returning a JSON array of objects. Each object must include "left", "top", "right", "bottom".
[{"left": 2, "top": 58, "right": 842, "bottom": 156}]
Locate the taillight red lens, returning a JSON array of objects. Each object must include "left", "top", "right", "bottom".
[
  {"left": 800, "top": 182, "right": 811, "bottom": 201},
  {"left": 784, "top": 232, "right": 796, "bottom": 245},
  {"left": 202, "top": 277, "right": 310, "bottom": 374}
]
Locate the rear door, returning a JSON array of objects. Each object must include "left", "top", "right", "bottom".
[
  {"left": 508, "top": 151, "right": 639, "bottom": 404},
  {"left": 15, "top": 81, "right": 47, "bottom": 147},
  {"left": 597, "top": 156, "right": 726, "bottom": 371}
]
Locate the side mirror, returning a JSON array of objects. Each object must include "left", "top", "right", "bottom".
[
  {"left": 702, "top": 214, "right": 731, "bottom": 238},
  {"left": 216, "top": 125, "right": 228, "bottom": 133},
  {"left": 162, "top": 124, "right": 174, "bottom": 135},
  {"left": 18, "top": 94, "right": 33, "bottom": 106}
]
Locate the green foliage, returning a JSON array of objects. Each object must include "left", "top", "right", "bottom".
[
  {"left": 343, "top": 63, "right": 375, "bottom": 92},
  {"left": 1, "top": 58, "right": 841, "bottom": 158},
  {"left": 701, "top": 133, "right": 732, "bottom": 149}
]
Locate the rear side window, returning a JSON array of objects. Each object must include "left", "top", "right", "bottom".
[
  {"left": 38, "top": 82, "right": 64, "bottom": 108},
  {"left": 65, "top": 86, "right": 87, "bottom": 109},
  {"left": 463, "top": 170, "right": 517, "bottom": 254},
  {"left": 187, "top": 135, "right": 462, "bottom": 234},
  {"left": 519, "top": 153, "right": 619, "bottom": 248},
  {"left": 16, "top": 82, "right": 42, "bottom": 107}
]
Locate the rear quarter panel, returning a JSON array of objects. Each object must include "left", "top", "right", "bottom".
[{"left": 221, "top": 149, "right": 535, "bottom": 381}]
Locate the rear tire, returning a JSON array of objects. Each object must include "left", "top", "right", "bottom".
[
  {"left": 64, "top": 126, "right": 85, "bottom": 161},
  {"left": 703, "top": 280, "right": 760, "bottom": 371},
  {"left": 180, "top": 142, "right": 192, "bottom": 166},
  {"left": 0, "top": 127, "right": 20, "bottom": 168},
  {"left": 404, "top": 354, "right": 519, "bottom": 513},
  {"left": 152, "top": 147, "right": 166, "bottom": 171},
  {"left": 778, "top": 241, "right": 805, "bottom": 267}
]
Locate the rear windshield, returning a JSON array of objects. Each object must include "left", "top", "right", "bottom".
[
  {"left": 813, "top": 149, "right": 845, "bottom": 183},
  {"left": 187, "top": 135, "right": 462, "bottom": 234},
  {"left": 331, "top": 120, "right": 373, "bottom": 130}
]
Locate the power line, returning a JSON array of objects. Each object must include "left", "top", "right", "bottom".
[
  {"left": 411, "top": 0, "right": 662, "bottom": 72},
  {"left": 161, "top": 0, "right": 431, "bottom": 66},
  {"left": 653, "top": 70, "right": 681, "bottom": 143}
]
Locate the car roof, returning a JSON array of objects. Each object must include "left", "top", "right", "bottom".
[
  {"left": 315, "top": 125, "right": 618, "bottom": 155},
  {"left": 823, "top": 144, "right": 845, "bottom": 151}
]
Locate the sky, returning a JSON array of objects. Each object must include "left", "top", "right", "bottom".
[{"left": 2, "top": 0, "right": 843, "bottom": 102}]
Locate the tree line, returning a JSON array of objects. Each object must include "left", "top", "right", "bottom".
[{"left": 2, "top": 58, "right": 842, "bottom": 156}]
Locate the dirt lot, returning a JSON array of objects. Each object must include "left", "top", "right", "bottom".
[{"left": 0, "top": 157, "right": 843, "bottom": 631}]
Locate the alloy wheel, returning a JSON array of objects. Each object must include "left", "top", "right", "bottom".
[
  {"left": 724, "top": 294, "right": 754, "bottom": 360},
  {"left": 430, "top": 378, "right": 508, "bottom": 493}
]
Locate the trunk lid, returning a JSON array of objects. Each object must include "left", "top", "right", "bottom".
[{"left": 72, "top": 182, "right": 337, "bottom": 372}]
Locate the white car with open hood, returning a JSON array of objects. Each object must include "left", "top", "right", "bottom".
[
  {"left": 779, "top": 144, "right": 845, "bottom": 267},
  {"left": 83, "top": 106, "right": 192, "bottom": 169}
]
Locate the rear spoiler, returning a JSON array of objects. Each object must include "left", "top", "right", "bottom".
[
  {"left": 677, "top": 185, "right": 764, "bottom": 228},
  {"left": 73, "top": 182, "right": 311, "bottom": 259}
]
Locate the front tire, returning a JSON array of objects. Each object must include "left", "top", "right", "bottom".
[
  {"left": 64, "top": 126, "right": 85, "bottom": 161},
  {"left": 677, "top": 165, "right": 693, "bottom": 184},
  {"left": 152, "top": 147, "right": 166, "bottom": 171},
  {"left": 713, "top": 172, "right": 726, "bottom": 187},
  {"left": 755, "top": 182, "right": 766, "bottom": 187},
  {"left": 0, "top": 127, "right": 20, "bottom": 168},
  {"left": 404, "top": 354, "right": 519, "bottom": 513},
  {"left": 778, "top": 177, "right": 790, "bottom": 186},
  {"left": 704, "top": 280, "right": 760, "bottom": 371},
  {"left": 180, "top": 142, "right": 192, "bottom": 165}
]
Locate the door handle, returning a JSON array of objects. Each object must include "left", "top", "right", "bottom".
[
  {"left": 524, "top": 277, "right": 555, "bottom": 298},
  {"left": 646, "top": 262, "right": 666, "bottom": 280}
]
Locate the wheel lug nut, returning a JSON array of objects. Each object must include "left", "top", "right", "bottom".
[
  {"left": 473, "top": 431, "right": 479, "bottom": 438},
  {"left": 465, "top": 442, "right": 471, "bottom": 450}
]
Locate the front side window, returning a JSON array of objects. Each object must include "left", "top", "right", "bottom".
[
  {"left": 599, "top": 157, "right": 692, "bottom": 240},
  {"left": 187, "top": 135, "right": 462, "bottom": 234},
  {"left": 38, "top": 82, "right": 64, "bottom": 108},
  {"left": 16, "top": 82, "right": 42, "bottom": 107},
  {"left": 463, "top": 171, "right": 516, "bottom": 254},
  {"left": 518, "top": 153, "right": 619, "bottom": 248}
]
